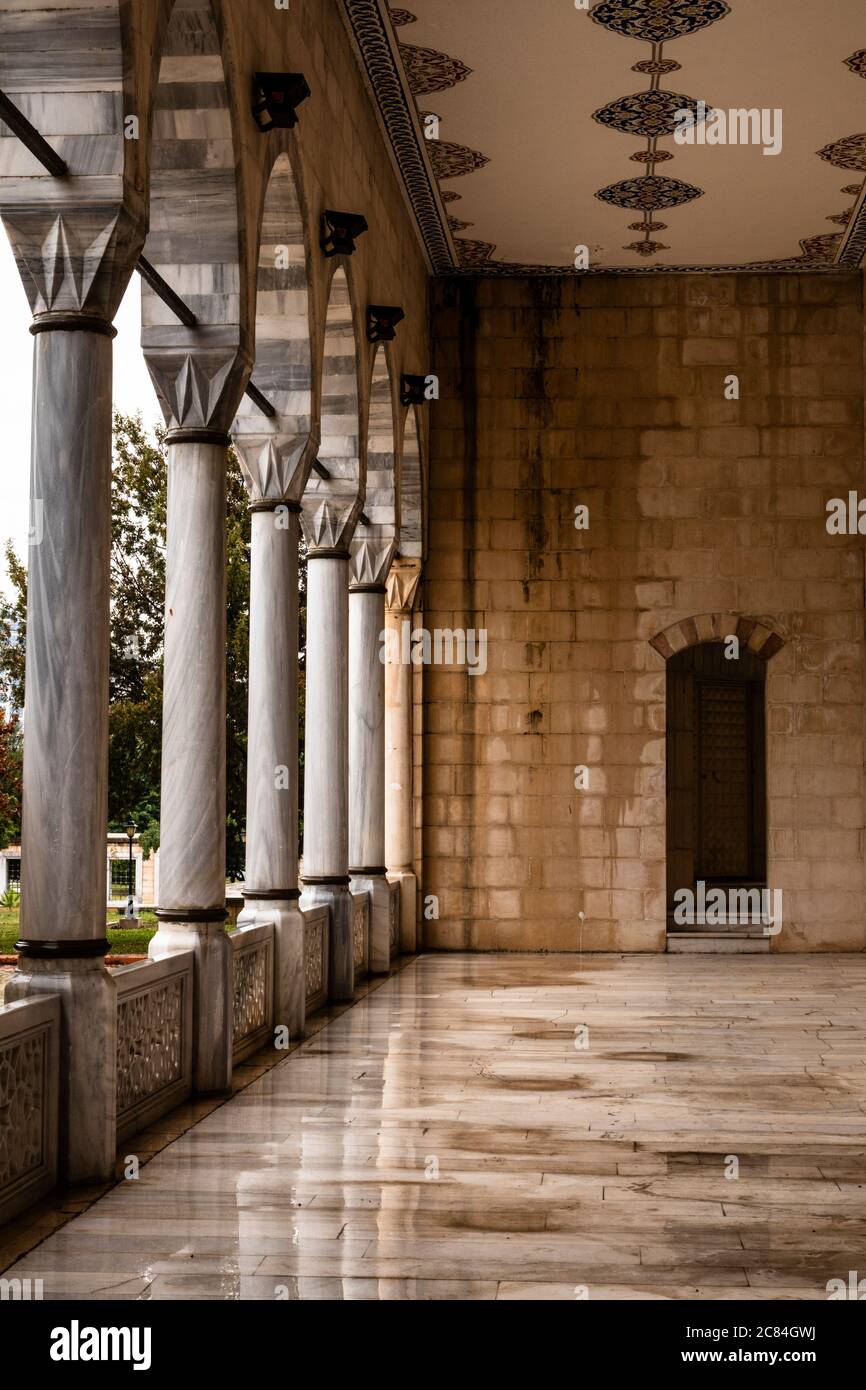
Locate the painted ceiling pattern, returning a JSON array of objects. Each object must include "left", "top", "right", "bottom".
[
  {"left": 365, "top": 1, "right": 866, "bottom": 273},
  {"left": 589, "top": 0, "right": 726, "bottom": 260}
]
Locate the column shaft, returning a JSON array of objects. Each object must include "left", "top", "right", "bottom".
[
  {"left": 302, "top": 554, "right": 353, "bottom": 999},
  {"left": 149, "top": 437, "right": 231, "bottom": 1092},
  {"left": 159, "top": 440, "right": 227, "bottom": 906},
  {"left": 246, "top": 508, "right": 299, "bottom": 889},
  {"left": 22, "top": 330, "right": 113, "bottom": 936},
  {"left": 385, "top": 608, "right": 415, "bottom": 872},
  {"left": 385, "top": 606, "right": 418, "bottom": 951},
  {"left": 240, "top": 505, "right": 304, "bottom": 1036},
  {"left": 6, "top": 325, "right": 117, "bottom": 1182},
  {"left": 349, "top": 586, "right": 390, "bottom": 971}
]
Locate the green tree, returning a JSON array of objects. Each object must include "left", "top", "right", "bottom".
[
  {"left": 298, "top": 534, "right": 307, "bottom": 855},
  {"left": 0, "top": 411, "right": 251, "bottom": 876},
  {"left": 0, "top": 710, "right": 22, "bottom": 850},
  {"left": 0, "top": 541, "right": 27, "bottom": 711},
  {"left": 108, "top": 413, "right": 170, "bottom": 856},
  {"left": 225, "top": 458, "right": 250, "bottom": 879}
]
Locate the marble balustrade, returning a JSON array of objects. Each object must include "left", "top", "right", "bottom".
[
  {"left": 0, "top": 994, "right": 60, "bottom": 1227},
  {"left": 114, "top": 952, "right": 194, "bottom": 1144}
]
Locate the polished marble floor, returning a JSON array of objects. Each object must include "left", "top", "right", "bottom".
[{"left": 6, "top": 952, "right": 866, "bottom": 1300}]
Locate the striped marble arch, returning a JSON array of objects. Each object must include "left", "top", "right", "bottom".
[
  {"left": 350, "top": 344, "right": 397, "bottom": 585},
  {"left": 301, "top": 264, "right": 365, "bottom": 552},
  {"left": 398, "top": 401, "right": 424, "bottom": 560},
  {"left": 233, "top": 149, "right": 317, "bottom": 505},
  {"left": 140, "top": 0, "right": 250, "bottom": 435},
  {"left": 0, "top": 0, "right": 149, "bottom": 322}
]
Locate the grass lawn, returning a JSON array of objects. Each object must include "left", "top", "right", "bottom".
[{"left": 0, "top": 906, "right": 158, "bottom": 956}]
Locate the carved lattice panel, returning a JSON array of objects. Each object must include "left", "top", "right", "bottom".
[
  {"left": 305, "top": 917, "right": 325, "bottom": 1002},
  {"left": 0, "top": 1030, "right": 46, "bottom": 1190},
  {"left": 116, "top": 979, "right": 183, "bottom": 1119},
  {"left": 353, "top": 897, "right": 368, "bottom": 975},
  {"left": 233, "top": 944, "right": 269, "bottom": 1047}
]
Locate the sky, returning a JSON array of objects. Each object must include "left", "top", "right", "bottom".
[{"left": 0, "top": 229, "right": 163, "bottom": 595}]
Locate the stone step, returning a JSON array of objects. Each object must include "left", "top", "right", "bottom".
[{"left": 666, "top": 932, "right": 770, "bottom": 954}]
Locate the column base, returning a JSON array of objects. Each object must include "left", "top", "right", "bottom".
[
  {"left": 149, "top": 919, "right": 232, "bottom": 1093},
  {"left": 350, "top": 872, "right": 391, "bottom": 974},
  {"left": 301, "top": 882, "right": 354, "bottom": 1002},
  {"left": 5, "top": 956, "right": 117, "bottom": 1184},
  {"left": 390, "top": 871, "right": 418, "bottom": 953},
  {"left": 239, "top": 898, "right": 305, "bottom": 1040}
]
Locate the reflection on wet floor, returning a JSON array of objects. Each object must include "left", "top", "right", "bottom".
[{"left": 5, "top": 952, "right": 866, "bottom": 1300}]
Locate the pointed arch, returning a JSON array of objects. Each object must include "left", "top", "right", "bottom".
[
  {"left": 398, "top": 403, "right": 424, "bottom": 559},
  {"left": 301, "top": 263, "right": 364, "bottom": 547},
  {"left": 232, "top": 148, "right": 316, "bottom": 500},
  {"left": 365, "top": 343, "right": 397, "bottom": 540}
]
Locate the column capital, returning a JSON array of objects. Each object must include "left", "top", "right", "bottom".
[
  {"left": 142, "top": 336, "right": 252, "bottom": 437},
  {"left": 386, "top": 558, "right": 422, "bottom": 614},
  {"left": 301, "top": 496, "right": 362, "bottom": 556},
  {"left": 234, "top": 428, "right": 320, "bottom": 507},
  {"left": 2, "top": 200, "right": 146, "bottom": 322},
  {"left": 350, "top": 537, "right": 396, "bottom": 590}
]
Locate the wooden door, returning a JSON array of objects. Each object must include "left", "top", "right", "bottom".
[
  {"left": 666, "top": 643, "right": 767, "bottom": 916},
  {"left": 696, "top": 680, "right": 752, "bottom": 881}
]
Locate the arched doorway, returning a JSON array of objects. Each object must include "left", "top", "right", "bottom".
[{"left": 666, "top": 642, "right": 767, "bottom": 929}]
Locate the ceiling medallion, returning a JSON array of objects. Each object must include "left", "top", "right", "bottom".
[
  {"left": 624, "top": 240, "right": 669, "bottom": 255},
  {"left": 593, "top": 89, "right": 707, "bottom": 137},
  {"left": 399, "top": 43, "right": 473, "bottom": 95},
  {"left": 632, "top": 58, "right": 681, "bottom": 75},
  {"left": 630, "top": 149, "right": 674, "bottom": 163},
  {"left": 590, "top": 1, "right": 730, "bottom": 264},
  {"left": 590, "top": 0, "right": 731, "bottom": 43},
  {"left": 817, "top": 133, "right": 866, "bottom": 172},
  {"left": 596, "top": 174, "right": 703, "bottom": 209}
]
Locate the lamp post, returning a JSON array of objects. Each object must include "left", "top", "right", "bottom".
[{"left": 125, "top": 820, "right": 137, "bottom": 920}]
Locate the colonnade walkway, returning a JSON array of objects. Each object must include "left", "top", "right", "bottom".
[{"left": 6, "top": 954, "right": 866, "bottom": 1301}]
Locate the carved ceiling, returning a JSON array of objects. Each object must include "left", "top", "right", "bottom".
[{"left": 346, "top": 0, "right": 866, "bottom": 273}]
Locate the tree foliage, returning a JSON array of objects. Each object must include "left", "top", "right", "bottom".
[{"left": 0, "top": 711, "right": 22, "bottom": 850}]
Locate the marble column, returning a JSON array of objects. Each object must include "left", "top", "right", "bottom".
[
  {"left": 233, "top": 435, "right": 311, "bottom": 1040},
  {"left": 301, "top": 545, "right": 354, "bottom": 1000},
  {"left": 1, "top": 203, "right": 144, "bottom": 1183},
  {"left": 385, "top": 559, "right": 422, "bottom": 952},
  {"left": 349, "top": 540, "right": 395, "bottom": 973},
  {"left": 147, "top": 432, "right": 233, "bottom": 1092}
]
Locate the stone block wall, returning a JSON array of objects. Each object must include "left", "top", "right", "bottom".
[{"left": 423, "top": 273, "right": 865, "bottom": 953}]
